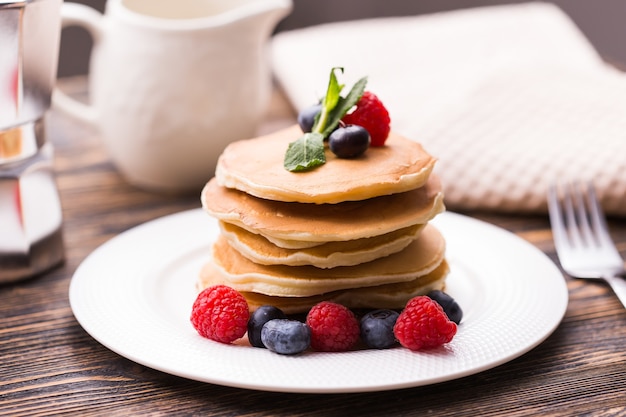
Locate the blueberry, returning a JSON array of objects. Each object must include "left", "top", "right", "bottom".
[
  {"left": 360, "top": 309, "right": 399, "bottom": 349},
  {"left": 328, "top": 125, "right": 370, "bottom": 158},
  {"left": 427, "top": 290, "right": 463, "bottom": 324},
  {"left": 261, "top": 319, "right": 311, "bottom": 355},
  {"left": 297, "top": 103, "right": 322, "bottom": 133},
  {"left": 247, "top": 305, "right": 287, "bottom": 348}
]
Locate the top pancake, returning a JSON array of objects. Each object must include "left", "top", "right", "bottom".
[{"left": 215, "top": 124, "right": 437, "bottom": 204}]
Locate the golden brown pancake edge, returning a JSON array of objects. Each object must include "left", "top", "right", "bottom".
[
  {"left": 198, "top": 259, "right": 449, "bottom": 314},
  {"left": 219, "top": 221, "right": 426, "bottom": 268},
  {"left": 204, "top": 224, "right": 446, "bottom": 297},
  {"left": 201, "top": 174, "right": 445, "bottom": 243}
]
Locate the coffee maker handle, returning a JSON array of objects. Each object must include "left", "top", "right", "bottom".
[{"left": 51, "top": 2, "right": 102, "bottom": 126}]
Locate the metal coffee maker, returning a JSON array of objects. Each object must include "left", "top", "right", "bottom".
[{"left": 0, "top": 0, "right": 64, "bottom": 283}]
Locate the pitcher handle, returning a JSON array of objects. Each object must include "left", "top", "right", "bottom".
[{"left": 52, "top": 2, "right": 103, "bottom": 126}]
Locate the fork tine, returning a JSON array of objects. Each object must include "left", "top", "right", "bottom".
[
  {"left": 547, "top": 183, "right": 570, "bottom": 250},
  {"left": 585, "top": 182, "right": 613, "bottom": 246},
  {"left": 562, "top": 182, "right": 584, "bottom": 248},
  {"left": 572, "top": 182, "right": 596, "bottom": 247}
]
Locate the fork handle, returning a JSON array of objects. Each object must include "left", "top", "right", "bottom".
[{"left": 604, "top": 274, "right": 626, "bottom": 309}]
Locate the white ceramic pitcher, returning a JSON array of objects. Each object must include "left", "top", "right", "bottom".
[{"left": 53, "top": 0, "right": 292, "bottom": 193}]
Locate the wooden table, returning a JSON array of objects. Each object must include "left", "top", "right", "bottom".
[{"left": 2, "top": 78, "right": 626, "bottom": 416}]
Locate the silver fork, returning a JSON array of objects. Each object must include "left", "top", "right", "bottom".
[{"left": 547, "top": 181, "right": 626, "bottom": 308}]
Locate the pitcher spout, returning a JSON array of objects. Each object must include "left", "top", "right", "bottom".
[{"left": 226, "top": 0, "right": 293, "bottom": 36}]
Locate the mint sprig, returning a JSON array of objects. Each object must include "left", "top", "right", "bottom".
[{"left": 284, "top": 68, "right": 367, "bottom": 172}]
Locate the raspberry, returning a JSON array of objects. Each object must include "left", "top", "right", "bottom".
[
  {"left": 341, "top": 91, "right": 391, "bottom": 146},
  {"left": 190, "top": 285, "right": 249, "bottom": 344},
  {"left": 393, "top": 296, "right": 457, "bottom": 351},
  {"left": 305, "top": 301, "right": 360, "bottom": 352}
]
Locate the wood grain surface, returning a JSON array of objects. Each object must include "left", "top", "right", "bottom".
[{"left": 1, "top": 78, "right": 626, "bottom": 416}]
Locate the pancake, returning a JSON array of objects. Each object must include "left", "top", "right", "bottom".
[
  {"left": 215, "top": 124, "right": 437, "bottom": 204},
  {"left": 204, "top": 223, "right": 446, "bottom": 297},
  {"left": 202, "top": 174, "right": 444, "bottom": 246},
  {"left": 199, "top": 259, "right": 449, "bottom": 314},
  {"left": 220, "top": 221, "right": 425, "bottom": 268}
]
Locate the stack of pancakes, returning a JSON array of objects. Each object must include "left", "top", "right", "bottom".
[{"left": 199, "top": 125, "right": 448, "bottom": 314}]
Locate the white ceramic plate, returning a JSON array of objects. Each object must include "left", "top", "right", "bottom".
[{"left": 69, "top": 210, "right": 568, "bottom": 393}]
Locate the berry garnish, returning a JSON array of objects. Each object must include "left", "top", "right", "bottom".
[
  {"left": 284, "top": 67, "right": 367, "bottom": 172},
  {"left": 297, "top": 103, "right": 322, "bottom": 133},
  {"left": 306, "top": 301, "right": 360, "bottom": 352},
  {"left": 247, "top": 305, "right": 288, "bottom": 348},
  {"left": 328, "top": 124, "right": 370, "bottom": 158},
  {"left": 393, "top": 296, "right": 457, "bottom": 351},
  {"left": 261, "top": 319, "right": 311, "bottom": 355},
  {"left": 342, "top": 91, "right": 390, "bottom": 147},
  {"left": 427, "top": 290, "right": 463, "bottom": 324},
  {"left": 360, "top": 309, "right": 400, "bottom": 349},
  {"left": 190, "top": 285, "right": 249, "bottom": 344}
]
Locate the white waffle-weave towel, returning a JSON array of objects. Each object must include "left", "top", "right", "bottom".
[{"left": 270, "top": 2, "right": 626, "bottom": 216}]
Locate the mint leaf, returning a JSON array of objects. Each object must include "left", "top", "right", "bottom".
[
  {"left": 314, "top": 67, "right": 344, "bottom": 134},
  {"left": 322, "top": 67, "right": 344, "bottom": 112},
  {"left": 283, "top": 132, "right": 326, "bottom": 172},
  {"left": 320, "top": 76, "right": 367, "bottom": 137}
]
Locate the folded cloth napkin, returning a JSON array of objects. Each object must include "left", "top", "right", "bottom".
[{"left": 270, "top": 2, "right": 626, "bottom": 216}]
